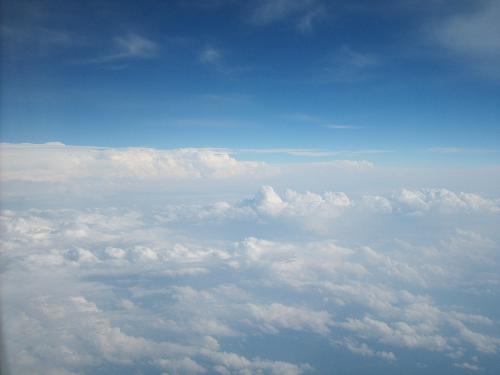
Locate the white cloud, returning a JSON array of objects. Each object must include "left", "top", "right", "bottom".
[
  {"left": 0, "top": 143, "right": 275, "bottom": 182},
  {"left": 113, "top": 33, "right": 158, "bottom": 59},
  {"left": 339, "top": 316, "right": 450, "bottom": 351},
  {"left": 394, "top": 188, "right": 500, "bottom": 214},
  {"left": 152, "top": 186, "right": 500, "bottom": 239},
  {"left": 247, "top": 303, "right": 332, "bottom": 335},
  {"left": 157, "top": 357, "right": 206, "bottom": 374},
  {"left": 2, "top": 150, "right": 500, "bottom": 374},
  {"left": 454, "top": 361, "right": 481, "bottom": 371},
  {"left": 342, "top": 338, "right": 396, "bottom": 362},
  {"left": 241, "top": 186, "right": 351, "bottom": 219},
  {"left": 3, "top": 201, "right": 499, "bottom": 373}
]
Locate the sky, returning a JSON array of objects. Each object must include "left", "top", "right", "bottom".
[
  {"left": 1, "top": 0, "right": 500, "bottom": 164},
  {"left": 1, "top": 1, "right": 500, "bottom": 375}
]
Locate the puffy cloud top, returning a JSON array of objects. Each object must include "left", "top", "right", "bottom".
[{"left": 0, "top": 143, "right": 275, "bottom": 181}]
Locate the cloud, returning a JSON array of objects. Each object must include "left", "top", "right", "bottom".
[
  {"left": 427, "top": 147, "right": 499, "bottom": 154},
  {"left": 0, "top": 143, "right": 275, "bottom": 182},
  {"left": 85, "top": 33, "right": 158, "bottom": 64},
  {"left": 281, "top": 113, "right": 365, "bottom": 130},
  {"left": 2, "top": 196, "right": 500, "bottom": 374},
  {"left": 325, "top": 124, "right": 361, "bottom": 129},
  {"left": 200, "top": 45, "right": 222, "bottom": 64},
  {"left": 430, "top": 0, "right": 500, "bottom": 77},
  {"left": 159, "top": 185, "right": 352, "bottom": 234},
  {"left": 197, "top": 45, "right": 252, "bottom": 74},
  {"left": 245, "top": 185, "right": 351, "bottom": 218},
  {"left": 156, "top": 187, "right": 500, "bottom": 238},
  {"left": 234, "top": 147, "right": 384, "bottom": 158},
  {"left": 3, "top": 291, "right": 308, "bottom": 375},
  {"left": 454, "top": 361, "right": 481, "bottom": 371},
  {"left": 113, "top": 33, "right": 158, "bottom": 58},
  {"left": 320, "top": 45, "right": 379, "bottom": 82},
  {"left": 247, "top": 303, "right": 332, "bottom": 335},
  {"left": 0, "top": 1, "right": 83, "bottom": 58},
  {"left": 393, "top": 188, "right": 500, "bottom": 214},
  {"left": 249, "top": 0, "right": 326, "bottom": 32},
  {"left": 341, "top": 338, "right": 396, "bottom": 362},
  {"left": 157, "top": 357, "right": 206, "bottom": 374},
  {"left": 199, "top": 93, "right": 251, "bottom": 104},
  {"left": 339, "top": 316, "right": 450, "bottom": 351},
  {"left": 2, "top": 25, "right": 75, "bottom": 51},
  {"left": 2, "top": 142, "right": 500, "bottom": 374},
  {"left": 297, "top": 5, "right": 325, "bottom": 33}
]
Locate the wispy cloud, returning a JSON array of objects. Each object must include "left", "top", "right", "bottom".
[
  {"left": 198, "top": 45, "right": 252, "bottom": 74},
  {"left": 454, "top": 361, "right": 481, "bottom": 372},
  {"left": 85, "top": 33, "right": 159, "bottom": 64},
  {"left": 427, "top": 147, "right": 499, "bottom": 154},
  {"left": 333, "top": 45, "right": 378, "bottom": 69},
  {"left": 282, "top": 112, "right": 322, "bottom": 123},
  {"left": 1, "top": 25, "right": 82, "bottom": 58},
  {"left": 249, "top": 0, "right": 326, "bottom": 33},
  {"left": 113, "top": 33, "right": 158, "bottom": 58},
  {"left": 283, "top": 113, "right": 364, "bottom": 130},
  {"left": 319, "top": 45, "right": 379, "bottom": 82},
  {"left": 2, "top": 25, "right": 73, "bottom": 47},
  {"left": 234, "top": 148, "right": 391, "bottom": 158},
  {"left": 200, "top": 45, "right": 222, "bottom": 65},
  {"left": 297, "top": 5, "right": 326, "bottom": 33},
  {"left": 429, "top": 0, "right": 500, "bottom": 78},
  {"left": 199, "top": 93, "right": 252, "bottom": 104},
  {"left": 325, "top": 124, "right": 362, "bottom": 130}
]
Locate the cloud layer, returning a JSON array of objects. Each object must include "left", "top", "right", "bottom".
[
  {"left": 1, "top": 143, "right": 500, "bottom": 374},
  {"left": 0, "top": 143, "right": 275, "bottom": 181}
]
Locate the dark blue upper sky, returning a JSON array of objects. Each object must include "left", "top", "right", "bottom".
[{"left": 2, "top": 0, "right": 500, "bottom": 163}]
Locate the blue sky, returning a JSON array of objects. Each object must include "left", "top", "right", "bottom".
[{"left": 2, "top": 0, "right": 500, "bottom": 164}]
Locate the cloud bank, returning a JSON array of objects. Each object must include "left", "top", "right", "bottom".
[{"left": 1, "top": 143, "right": 500, "bottom": 374}]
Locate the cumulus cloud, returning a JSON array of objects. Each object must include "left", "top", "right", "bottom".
[
  {"left": 388, "top": 188, "right": 500, "bottom": 214},
  {"left": 454, "top": 361, "right": 482, "bottom": 372},
  {"left": 340, "top": 338, "right": 396, "bottom": 362},
  {"left": 242, "top": 185, "right": 350, "bottom": 219},
  {"left": 247, "top": 303, "right": 332, "bottom": 335},
  {"left": 153, "top": 186, "right": 500, "bottom": 240},
  {"left": 2, "top": 147, "right": 500, "bottom": 374},
  {"left": 339, "top": 316, "right": 449, "bottom": 352},
  {"left": 0, "top": 143, "right": 275, "bottom": 182},
  {"left": 2, "top": 200, "right": 500, "bottom": 374}
]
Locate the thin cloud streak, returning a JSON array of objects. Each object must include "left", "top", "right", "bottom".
[
  {"left": 83, "top": 33, "right": 159, "bottom": 64},
  {"left": 325, "top": 124, "right": 362, "bottom": 129},
  {"left": 427, "top": 147, "right": 499, "bottom": 154},
  {"left": 233, "top": 148, "right": 393, "bottom": 157},
  {"left": 249, "top": 0, "right": 326, "bottom": 33}
]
